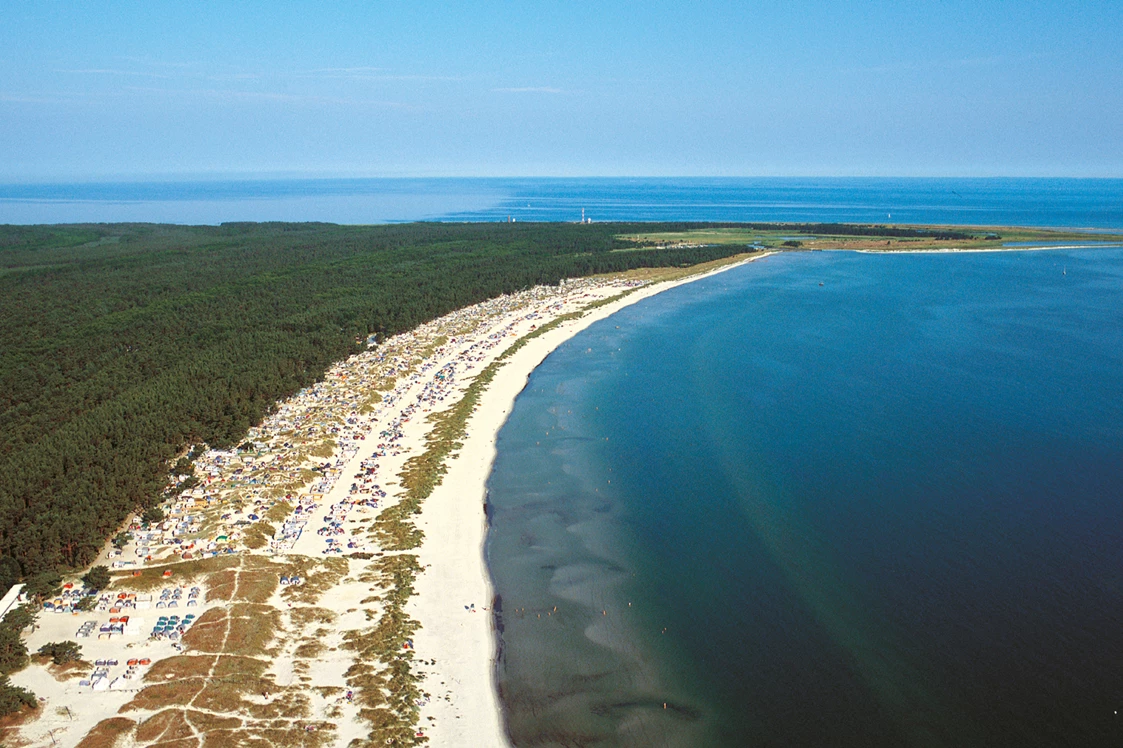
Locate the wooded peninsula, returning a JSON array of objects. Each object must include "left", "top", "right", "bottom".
[{"left": 0, "top": 221, "right": 1114, "bottom": 588}]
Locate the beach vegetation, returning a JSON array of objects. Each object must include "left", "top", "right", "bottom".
[
  {"left": 0, "top": 625, "right": 29, "bottom": 674},
  {"left": 376, "top": 285, "right": 636, "bottom": 551},
  {"left": 82, "top": 564, "right": 111, "bottom": 591},
  {"left": 280, "top": 556, "right": 347, "bottom": 606},
  {"left": 0, "top": 676, "right": 36, "bottom": 717},
  {"left": 289, "top": 606, "right": 337, "bottom": 626},
  {"left": 37, "top": 640, "right": 82, "bottom": 665},
  {"left": 241, "top": 522, "right": 274, "bottom": 550},
  {"left": 345, "top": 553, "right": 427, "bottom": 746},
  {"left": 73, "top": 717, "right": 137, "bottom": 748},
  {"left": 105, "top": 552, "right": 338, "bottom": 744},
  {"left": 264, "top": 500, "right": 294, "bottom": 524},
  {"left": 22, "top": 570, "right": 61, "bottom": 601},
  {"left": 136, "top": 709, "right": 198, "bottom": 742},
  {"left": 171, "top": 457, "right": 195, "bottom": 475},
  {"left": 293, "top": 640, "right": 326, "bottom": 658},
  {"left": 221, "top": 605, "right": 282, "bottom": 657},
  {"left": 1, "top": 606, "right": 35, "bottom": 635},
  {"left": 112, "top": 554, "right": 237, "bottom": 592},
  {"left": 141, "top": 507, "right": 165, "bottom": 525},
  {"left": 143, "top": 655, "right": 212, "bottom": 681},
  {"left": 0, "top": 605, "right": 36, "bottom": 706}
]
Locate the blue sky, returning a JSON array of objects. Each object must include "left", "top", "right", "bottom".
[{"left": 1, "top": 1, "right": 1120, "bottom": 179}]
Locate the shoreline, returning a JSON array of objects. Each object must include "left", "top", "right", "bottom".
[
  {"left": 4, "top": 252, "right": 768, "bottom": 748},
  {"left": 853, "top": 242, "right": 1123, "bottom": 254},
  {"left": 6, "top": 234, "right": 1121, "bottom": 746},
  {"left": 408, "top": 251, "right": 773, "bottom": 746}
]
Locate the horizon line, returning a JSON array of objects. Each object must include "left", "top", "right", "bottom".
[{"left": 3, "top": 173, "right": 1123, "bottom": 185}]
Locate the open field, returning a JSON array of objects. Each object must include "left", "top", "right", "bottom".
[{"left": 618, "top": 224, "right": 1123, "bottom": 252}]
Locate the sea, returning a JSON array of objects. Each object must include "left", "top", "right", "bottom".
[
  {"left": 1, "top": 176, "right": 1122, "bottom": 228},
  {"left": 6, "top": 177, "right": 1122, "bottom": 746},
  {"left": 486, "top": 246, "right": 1123, "bottom": 747}
]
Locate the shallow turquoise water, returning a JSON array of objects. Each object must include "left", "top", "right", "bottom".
[{"left": 486, "top": 249, "right": 1123, "bottom": 747}]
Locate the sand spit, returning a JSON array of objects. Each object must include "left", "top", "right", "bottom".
[
  {"left": 855, "top": 243, "right": 1123, "bottom": 254},
  {"left": 7, "top": 253, "right": 768, "bottom": 748}
]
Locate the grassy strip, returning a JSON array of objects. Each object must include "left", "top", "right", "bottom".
[
  {"left": 357, "top": 288, "right": 643, "bottom": 740},
  {"left": 344, "top": 554, "right": 427, "bottom": 746},
  {"left": 242, "top": 521, "right": 275, "bottom": 550},
  {"left": 356, "top": 268, "right": 739, "bottom": 740},
  {"left": 264, "top": 500, "right": 294, "bottom": 524},
  {"left": 75, "top": 717, "right": 137, "bottom": 748},
  {"left": 109, "top": 554, "right": 334, "bottom": 746},
  {"left": 373, "top": 287, "right": 636, "bottom": 551}
]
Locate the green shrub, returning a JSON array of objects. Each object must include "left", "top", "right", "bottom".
[
  {"left": 0, "top": 676, "right": 36, "bottom": 716},
  {"left": 83, "top": 565, "right": 111, "bottom": 591},
  {"left": 141, "top": 507, "right": 165, "bottom": 525},
  {"left": 37, "top": 641, "right": 82, "bottom": 665},
  {"left": 22, "top": 571, "right": 61, "bottom": 601},
  {"left": 0, "top": 626, "right": 28, "bottom": 675}
]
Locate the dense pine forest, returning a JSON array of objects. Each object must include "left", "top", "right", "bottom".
[{"left": 0, "top": 221, "right": 750, "bottom": 582}]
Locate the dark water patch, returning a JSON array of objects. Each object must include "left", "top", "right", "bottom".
[
  {"left": 588, "top": 699, "right": 702, "bottom": 722},
  {"left": 488, "top": 248, "right": 1123, "bottom": 746}
]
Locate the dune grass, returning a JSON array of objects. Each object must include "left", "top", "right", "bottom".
[
  {"left": 74, "top": 717, "right": 137, "bottom": 748},
  {"left": 344, "top": 553, "right": 427, "bottom": 746}
]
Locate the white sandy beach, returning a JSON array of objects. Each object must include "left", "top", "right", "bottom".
[
  {"left": 406, "top": 253, "right": 771, "bottom": 747},
  {"left": 6, "top": 253, "right": 768, "bottom": 748}
]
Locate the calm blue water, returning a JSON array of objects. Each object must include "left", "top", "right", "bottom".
[
  {"left": 1, "top": 177, "right": 1122, "bottom": 227},
  {"left": 486, "top": 248, "right": 1123, "bottom": 747}
]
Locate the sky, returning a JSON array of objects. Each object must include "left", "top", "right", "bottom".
[{"left": 1, "top": 1, "right": 1121, "bottom": 180}]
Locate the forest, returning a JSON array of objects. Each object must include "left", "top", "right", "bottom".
[
  {"left": 0, "top": 221, "right": 752, "bottom": 583},
  {"left": 786, "top": 223, "right": 980, "bottom": 240}
]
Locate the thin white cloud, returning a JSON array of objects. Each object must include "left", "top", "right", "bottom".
[
  {"left": 0, "top": 93, "right": 73, "bottom": 104},
  {"left": 371, "top": 74, "right": 464, "bottom": 81},
  {"left": 304, "top": 66, "right": 387, "bottom": 74},
  {"left": 0, "top": 89, "right": 117, "bottom": 104},
  {"left": 492, "top": 86, "right": 565, "bottom": 94},
  {"left": 117, "top": 56, "right": 196, "bottom": 69},
  {"left": 206, "top": 73, "right": 263, "bottom": 82},
  {"left": 56, "top": 68, "right": 173, "bottom": 78},
  {"left": 55, "top": 63, "right": 460, "bottom": 86},
  {"left": 122, "top": 85, "right": 414, "bottom": 109},
  {"left": 296, "top": 69, "right": 464, "bottom": 82}
]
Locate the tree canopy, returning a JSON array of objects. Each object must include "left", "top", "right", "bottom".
[
  {"left": 0, "top": 221, "right": 751, "bottom": 576},
  {"left": 82, "top": 565, "right": 110, "bottom": 591},
  {"left": 37, "top": 641, "right": 82, "bottom": 666}
]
